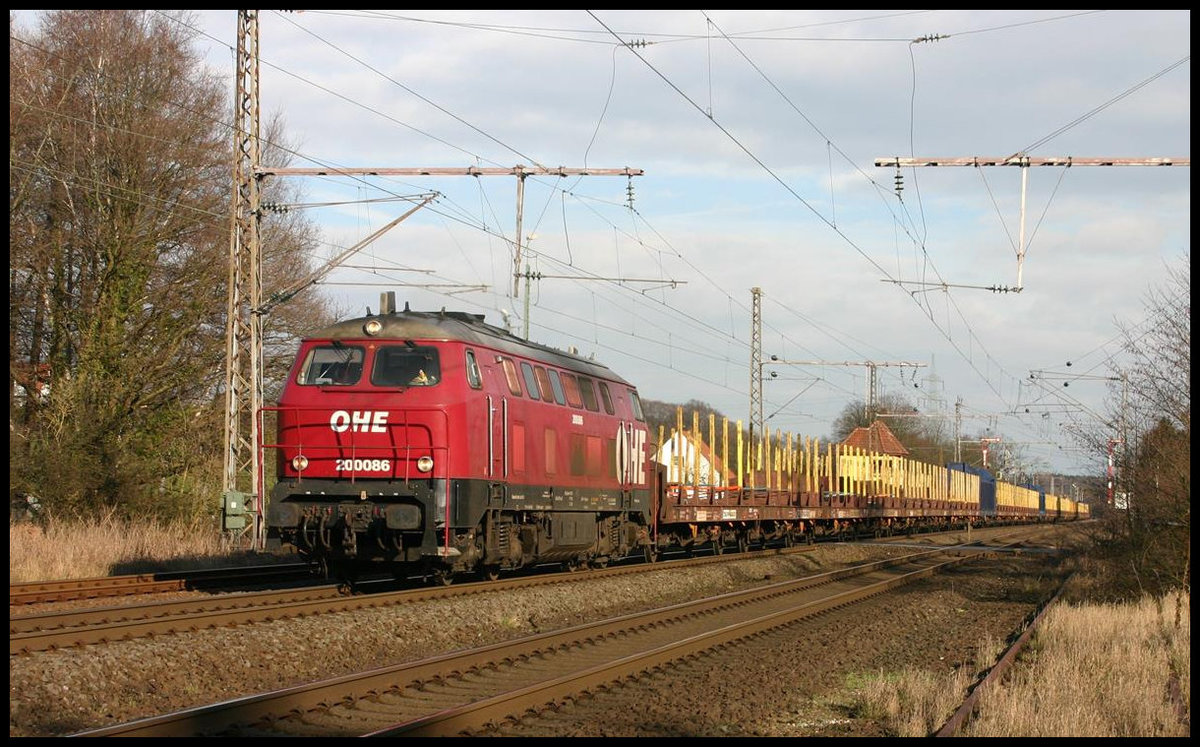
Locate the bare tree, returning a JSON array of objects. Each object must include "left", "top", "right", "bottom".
[
  {"left": 1085, "top": 252, "right": 1189, "bottom": 599},
  {"left": 9, "top": 11, "right": 336, "bottom": 521},
  {"left": 828, "top": 392, "right": 960, "bottom": 466}
]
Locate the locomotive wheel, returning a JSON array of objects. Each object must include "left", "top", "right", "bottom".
[
  {"left": 433, "top": 569, "right": 455, "bottom": 586},
  {"left": 642, "top": 545, "right": 658, "bottom": 564},
  {"left": 563, "top": 558, "right": 584, "bottom": 573},
  {"left": 482, "top": 564, "right": 501, "bottom": 582}
]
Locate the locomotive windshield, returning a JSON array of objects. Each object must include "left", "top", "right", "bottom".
[
  {"left": 296, "top": 344, "right": 365, "bottom": 386},
  {"left": 372, "top": 345, "right": 441, "bottom": 387}
]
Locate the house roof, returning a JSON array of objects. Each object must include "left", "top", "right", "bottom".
[{"left": 842, "top": 420, "right": 909, "bottom": 456}]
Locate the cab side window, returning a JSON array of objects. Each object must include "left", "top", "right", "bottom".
[{"left": 465, "top": 349, "right": 482, "bottom": 389}]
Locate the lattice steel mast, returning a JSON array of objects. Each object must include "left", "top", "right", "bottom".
[{"left": 222, "top": 9, "right": 264, "bottom": 547}]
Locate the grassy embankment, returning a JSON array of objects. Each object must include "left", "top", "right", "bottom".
[
  {"left": 850, "top": 588, "right": 1190, "bottom": 737},
  {"left": 8, "top": 514, "right": 285, "bottom": 582}
]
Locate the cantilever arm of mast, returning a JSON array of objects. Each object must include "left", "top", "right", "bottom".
[
  {"left": 882, "top": 278, "right": 1023, "bottom": 294},
  {"left": 255, "top": 166, "right": 645, "bottom": 177},
  {"left": 257, "top": 192, "right": 437, "bottom": 316},
  {"left": 874, "top": 156, "right": 1189, "bottom": 167}
]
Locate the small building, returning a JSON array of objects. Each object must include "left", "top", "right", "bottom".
[{"left": 841, "top": 420, "right": 909, "bottom": 457}]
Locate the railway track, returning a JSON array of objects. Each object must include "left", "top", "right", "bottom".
[
  {"left": 933, "top": 576, "right": 1072, "bottom": 737},
  {"left": 9, "top": 544, "right": 817, "bottom": 654},
  {"left": 71, "top": 537, "right": 1029, "bottom": 737},
  {"left": 8, "top": 522, "right": 1036, "bottom": 610},
  {"left": 10, "top": 525, "right": 1051, "bottom": 656},
  {"left": 6, "top": 520, "right": 1018, "bottom": 610},
  {"left": 9, "top": 563, "right": 313, "bottom": 606}
]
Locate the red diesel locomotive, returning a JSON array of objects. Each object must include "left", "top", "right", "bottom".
[{"left": 264, "top": 296, "right": 654, "bottom": 582}]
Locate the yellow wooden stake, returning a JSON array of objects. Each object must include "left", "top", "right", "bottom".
[
  {"left": 736, "top": 420, "right": 744, "bottom": 490},
  {"left": 721, "top": 417, "right": 729, "bottom": 488}
]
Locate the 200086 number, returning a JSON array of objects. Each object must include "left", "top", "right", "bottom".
[{"left": 335, "top": 458, "right": 391, "bottom": 472}]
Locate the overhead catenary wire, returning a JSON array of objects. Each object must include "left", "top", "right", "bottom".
[{"left": 590, "top": 11, "right": 1021, "bottom": 411}]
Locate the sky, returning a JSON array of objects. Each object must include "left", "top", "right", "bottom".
[{"left": 19, "top": 10, "right": 1190, "bottom": 478}]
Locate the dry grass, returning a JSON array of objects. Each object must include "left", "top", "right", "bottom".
[
  {"left": 853, "top": 634, "right": 1005, "bottom": 736},
  {"left": 854, "top": 591, "right": 1192, "bottom": 737},
  {"left": 8, "top": 514, "right": 278, "bottom": 582},
  {"left": 962, "top": 590, "right": 1191, "bottom": 737}
]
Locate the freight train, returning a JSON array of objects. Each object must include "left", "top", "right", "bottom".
[{"left": 262, "top": 298, "right": 1087, "bottom": 582}]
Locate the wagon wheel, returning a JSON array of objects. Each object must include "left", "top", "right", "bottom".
[
  {"left": 563, "top": 558, "right": 584, "bottom": 573},
  {"left": 642, "top": 544, "right": 658, "bottom": 564},
  {"left": 783, "top": 531, "right": 794, "bottom": 548},
  {"left": 737, "top": 535, "right": 749, "bottom": 554},
  {"left": 712, "top": 539, "right": 724, "bottom": 556}
]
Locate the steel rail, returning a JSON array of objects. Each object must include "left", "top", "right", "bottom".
[{"left": 933, "top": 575, "right": 1073, "bottom": 736}]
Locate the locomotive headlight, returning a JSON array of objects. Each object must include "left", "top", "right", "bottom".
[
  {"left": 291, "top": 454, "right": 309, "bottom": 472},
  {"left": 416, "top": 456, "right": 434, "bottom": 473},
  {"left": 363, "top": 319, "right": 383, "bottom": 336}
]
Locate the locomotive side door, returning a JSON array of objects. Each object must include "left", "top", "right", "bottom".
[
  {"left": 470, "top": 349, "right": 506, "bottom": 494},
  {"left": 483, "top": 359, "right": 507, "bottom": 493},
  {"left": 484, "top": 393, "right": 508, "bottom": 512},
  {"left": 490, "top": 396, "right": 507, "bottom": 482}
]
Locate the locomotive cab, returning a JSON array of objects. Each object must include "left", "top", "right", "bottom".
[{"left": 266, "top": 330, "right": 452, "bottom": 577}]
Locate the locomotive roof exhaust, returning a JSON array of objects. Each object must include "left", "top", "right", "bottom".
[{"left": 379, "top": 291, "right": 397, "bottom": 316}]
